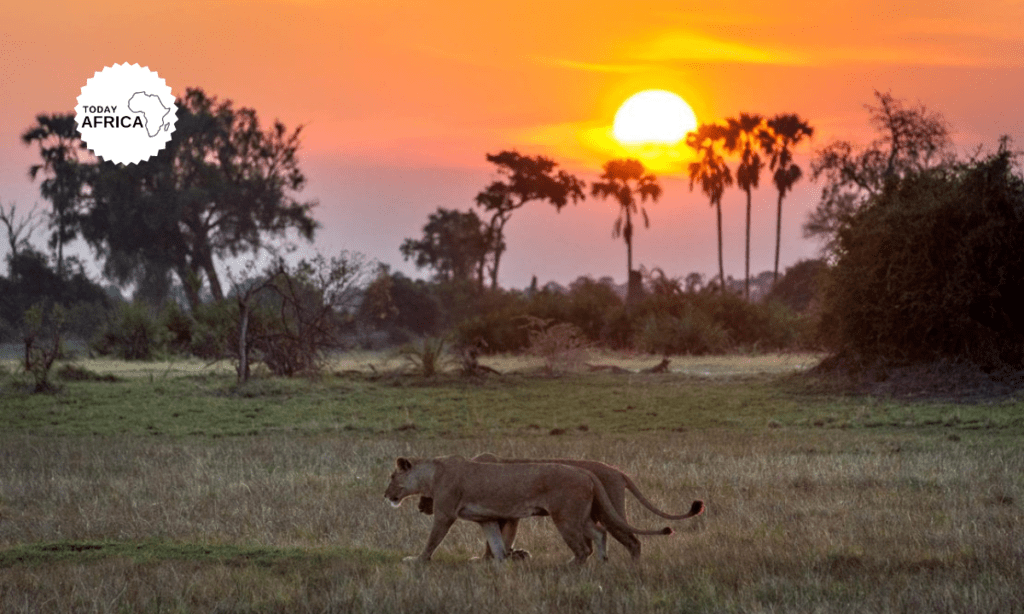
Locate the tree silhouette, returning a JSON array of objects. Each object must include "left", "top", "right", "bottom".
[
  {"left": 805, "top": 90, "right": 952, "bottom": 257},
  {"left": 401, "top": 207, "right": 499, "bottom": 287},
  {"left": 21, "top": 114, "right": 90, "bottom": 279},
  {"left": 474, "top": 151, "right": 585, "bottom": 288},
  {"left": 80, "top": 87, "right": 319, "bottom": 308},
  {"left": 590, "top": 159, "right": 662, "bottom": 304},
  {"left": 763, "top": 114, "right": 814, "bottom": 283},
  {"left": 686, "top": 124, "right": 733, "bottom": 293},
  {"left": 0, "top": 202, "right": 42, "bottom": 264},
  {"left": 724, "top": 113, "right": 767, "bottom": 300}
]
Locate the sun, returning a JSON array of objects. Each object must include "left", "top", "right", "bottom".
[{"left": 612, "top": 90, "right": 698, "bottom": 146}]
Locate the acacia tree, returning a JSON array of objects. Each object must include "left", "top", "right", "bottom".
[
  {"left": 686, "top": 124, "right": 733, "bottom": 292},
  {"left": 474, "top": 151, "right": 585, "bottom": 288},
  {"left": 591, "top": 158, "right": 662, "bottom": 305},
  {"left": 763, "top": 114, "right": 814, "bottom": 283},
  {"left": 805, "top": 90, "right": 952, "bottom": 257},
  {"left": 78, "top": 87, "right": 319, "bottom": 309},
  {"left": 21, "top": 114, "right": 91, "bottom": 278},
  {"left": 724, "top": 113, "right": 767, "bottom": 300}
]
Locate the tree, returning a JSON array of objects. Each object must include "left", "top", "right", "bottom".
[
  {"left": 0, "top": 202, "right": 42, "bottom": 264},
  {"left": 474, "top": 151, "right": 586, "bottom": 288},
  {"left": 21, "top": 114, "right": 90, "bottom": 278},
  {"left": 401, "top": 208, "right": 498, "bottom": 287},
  {"left": 686, "top": 124, "right": 734, "bottom": 293},
  {"left": 724, "top": 113, "right": 767, "bottom": 300},
  {"left": 230, "top": 251, "right": 372, "bottom": 381},
  {"left": 763, "top": 114, "right": 814, "bottom": 283},
  {"left": 591, "top": 159, "right": 662, "bottom": 307},
  {"left": 822, "top": 139, "right": 1024, "bottom": 368},
  {"left": 77, "top": 87, "right": 319, "bottom": 309},
  {"left": 805, "top": 90, "right": 952, "bottom": 257}
]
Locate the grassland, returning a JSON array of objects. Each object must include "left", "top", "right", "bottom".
[{"left": 1, "top": 353, "right": 1022, "bottom": 612}]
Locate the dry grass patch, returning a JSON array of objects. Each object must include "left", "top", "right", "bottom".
[{"left": 2, "top": 430, "right": 1022, "bottom": 612}]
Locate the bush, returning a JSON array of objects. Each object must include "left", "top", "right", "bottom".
[
  {"left": 160, "top": 301, "right": 194, "bottom": 355},
  {"left": 93, "top": 301, "right": 164, "bottom": 360},
  {"left": 455, "top": 311, "right": 530, "bottom": 353},
  {"left": 399, "top": 336, "right": 451, "bottom": 376},
  {"left": 189, "top": 300, "right": 237, "bottom": 360},
  {"left": 634, "top": 304, "right": 730, "bottom": 355},
  {"left": 822, "top": 143, "right": 1024, "bottom": 367},
  {"left": 767, "top": 259, "right": 828, "bottom": 313},
  {"left": 522, "top": 316, "right": 592, "bottom": 373}
]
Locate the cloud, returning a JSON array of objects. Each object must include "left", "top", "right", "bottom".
[
  {"left": 531, "top": 57, "right": 651, "bottom": 74},
  {"left": 632, "top": 31, "right": 808, "bottom": 65}
]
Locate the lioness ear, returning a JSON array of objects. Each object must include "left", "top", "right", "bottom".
[{"left": 397, "top": 457, "right": 413, "bottom": 471}]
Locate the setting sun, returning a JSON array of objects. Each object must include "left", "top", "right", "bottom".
[{"left": 612, "top": 90, "right": 698, "bottom": 146}]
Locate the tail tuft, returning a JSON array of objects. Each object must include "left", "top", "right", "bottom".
[
  {"left": 661, "top": 527, "right": 673, "bottom": 535},
  {"left": 690, "top": 500, "right": 705, "bottom": 517}
]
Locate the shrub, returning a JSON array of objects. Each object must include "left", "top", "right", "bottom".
[
  {"left": 822, "top": 143, "right": 1024, "bottom": 367},
  {"left": 189, "top": 299, "right": 237, "bottom": 361},
  {"left": 93, "top": 301, "right": 164, "bottom": 360},
  {"left": 767, "top": 259, "right": 828, "bottom": 313},
  {"left": 634, "top": 304, "right": 730, "bottom": 355},
  {"left": 522, "top": 316, "right": 592, "bottom": 373},
  {"left": 160, "top": 301, "right": 194, "bottom": 355},
  {"left": 399, "top": 336, "right": 451, "bottom": 376},
  {"left": 455, "top": 311, "right": 529, "bottom": 353},
  {"left": 22, "top": 302, "right": 66, "bottom": 392}
]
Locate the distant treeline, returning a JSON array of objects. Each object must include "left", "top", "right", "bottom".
[{"left": 4, "top": 89, "right": 1023, "bottom": 385}]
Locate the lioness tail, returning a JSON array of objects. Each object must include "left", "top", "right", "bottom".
[{"left": 622, "top": 472, "right": 705, "bottom": 520}]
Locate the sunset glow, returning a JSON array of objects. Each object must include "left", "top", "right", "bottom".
[{"left": 2, "top": 0, "right": 1023, "bottom": 290}]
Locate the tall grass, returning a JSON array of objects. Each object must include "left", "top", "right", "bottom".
[{"left": 1, "top": 429, "right": 1022, "bottom": 612}]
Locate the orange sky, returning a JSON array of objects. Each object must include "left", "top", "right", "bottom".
[{"left": 3, "top": 0, "right": 1023, "bottom": 289}]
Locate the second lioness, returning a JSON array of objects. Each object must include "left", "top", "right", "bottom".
[
  {"left": 386, "top": 455, "right": 672, "bottom": 563},
  {"left": 418, "top": 453, "right": 704, "bottom": 559}
]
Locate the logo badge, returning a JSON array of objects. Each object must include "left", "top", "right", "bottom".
[{"left": 75, "top": 63, "right": 177, "bottom": 165}]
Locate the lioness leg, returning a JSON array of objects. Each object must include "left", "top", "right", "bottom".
[
  {"left": 478, "top": 521, "right": 507, "bottom": 562},
  {"left": 550, "top": 513, "right": 593, "bottom": 564},
  {"left": 605, "top": 525, "right": 641, "bottom": 559},
  {"left": 410, "top": 515, "right": 455, "bottom": 562},
  {"left": 502, "top": 520, "right": 531, "bottom": 560},
  {"left": 595, "top": 475, "right": 641, "bottom": 559},
  {"left": 482, "top": 519, "right": 529, "bottom": 560},
  {"left": 588, "top": 521, "right": 609, "bottom": 562}
]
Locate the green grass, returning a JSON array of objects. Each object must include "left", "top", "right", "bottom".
[
  {"left": 1, "top": 354, "right": 1023, "bottom": 612},
  {"left": 2, "top": 357, "right": 1023, "bottom": 438}
]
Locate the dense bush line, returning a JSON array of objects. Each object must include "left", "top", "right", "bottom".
[{"left": 821, "top": 143, "right": 1024, "bottom": 369}]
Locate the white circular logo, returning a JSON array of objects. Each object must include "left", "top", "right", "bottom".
[{"left": 75, "top": 63, "right": 177, "bottom": 165}]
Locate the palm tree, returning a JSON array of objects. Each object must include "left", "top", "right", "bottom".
[
  {"left": 724, "top": 113, "right": 767, "bottom": 300},
  {"left": 591, "top": 159, "right": 662, "bottom": 305},
  {"left": 686, "top": 124, "right": 733, "bottom": 293},
  {"left": 763, "top": 114, "right": 814, "bottom": 284}
]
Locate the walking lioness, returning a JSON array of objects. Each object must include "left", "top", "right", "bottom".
[
  {"left": 384, "top": 455, "right": 672, "bottom": 563},
  {"left": 418, "top": 453, "right": 705, "bottom": 559}
]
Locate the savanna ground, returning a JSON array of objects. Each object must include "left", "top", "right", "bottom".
[{"left": 1, "top": 351, "right": 1022, "bottom": 613}]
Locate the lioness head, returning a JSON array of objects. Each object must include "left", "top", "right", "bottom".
[{"left": 384, "top": 457, "right": 424, "bottom": 507}]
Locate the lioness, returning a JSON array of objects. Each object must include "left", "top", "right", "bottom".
[
  {"left": 385, "top": 455, "right": 672, "bottom": 564},
  {"left": 418, "top": 453, "right": 704, "bottom": 560}
]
